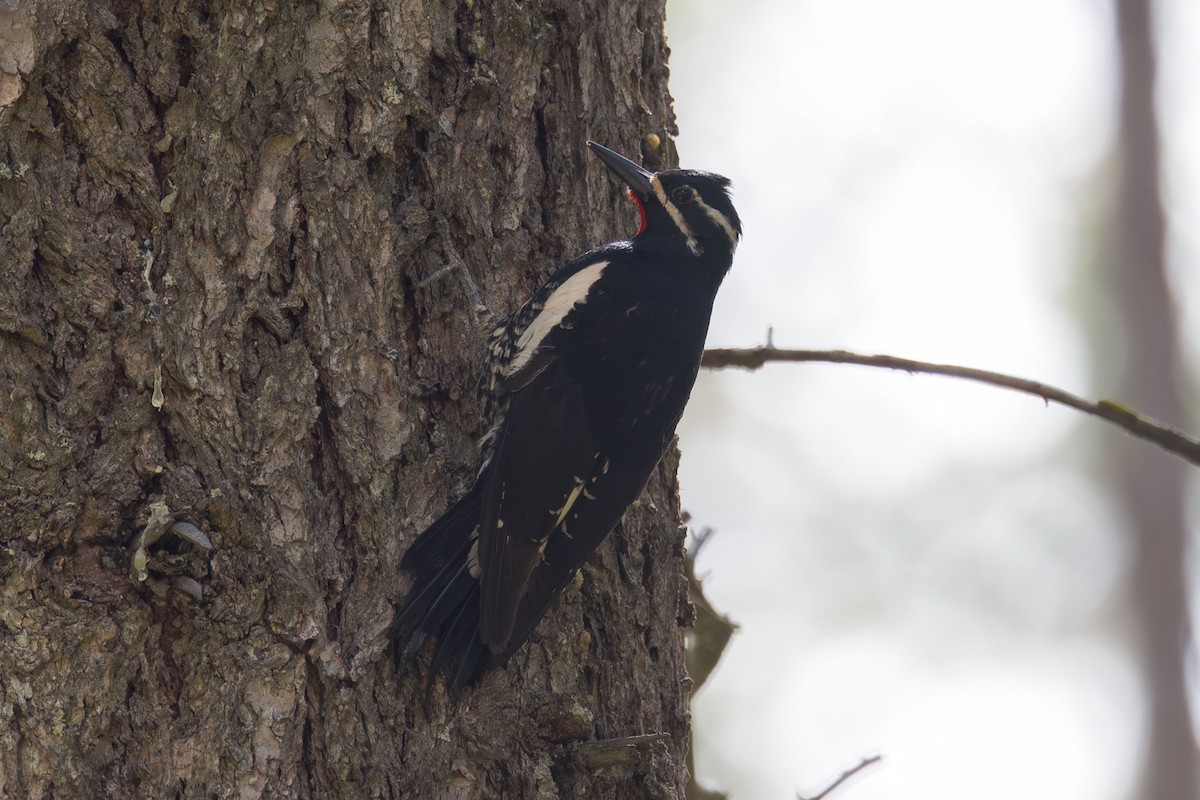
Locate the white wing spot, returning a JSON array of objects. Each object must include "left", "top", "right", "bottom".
[
  {"left": 467, "top": 537, "right": 482, "bottom": 578},
  {"left": 551, "top": 473, "right": 592, "bottom": 532}
]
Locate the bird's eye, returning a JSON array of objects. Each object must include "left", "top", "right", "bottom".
[{"left": 671, "top": 186, "right": 696, "bottom": 204}]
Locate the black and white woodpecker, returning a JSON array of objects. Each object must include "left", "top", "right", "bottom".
[{"left": 394, "top": 141, "right": 742, "bottom": 692}]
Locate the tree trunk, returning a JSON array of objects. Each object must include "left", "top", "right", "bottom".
[
  {"left": 1111, "top": 0, "right": 1196, "bottom": 796},
  {"left": 0, "top": 2, "right": 693, "bottom": 797}
]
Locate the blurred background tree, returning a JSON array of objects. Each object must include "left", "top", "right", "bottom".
[{"left": 672, "top": 0, "right": 1198, "bottom": 798}]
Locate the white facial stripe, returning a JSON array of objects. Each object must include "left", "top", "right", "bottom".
[
  {"left": 650, "top": 175, "right": 700, "bottom": 255},
  {"left": 695, "top": 197, "right": 739, "bottom": 248},
  {"left": 505, "top": 261, "right": 609, "bottom": 376},
  {"left": 649, "top": 174, "right": 670, "bottom": 206}
]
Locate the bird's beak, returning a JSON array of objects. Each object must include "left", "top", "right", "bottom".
[{"left": 588, "top": 141, "right": 654, "bottom": 199}]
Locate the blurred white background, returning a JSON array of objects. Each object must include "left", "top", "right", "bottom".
[{"left": 666, "top": 1, "right": 1200, "bottom": 798}]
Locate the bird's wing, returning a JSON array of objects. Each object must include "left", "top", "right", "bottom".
[{"left": 475, "top": 346, "right": 602, "bottom": 653}]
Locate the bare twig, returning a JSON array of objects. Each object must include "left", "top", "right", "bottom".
[
  {"left": 684, "top": 527, "right": 738, "bottom": 695},
  {"left": 688, "top": 525, "right": 718, "bottom": 560},
  {"left": 798, "top": 755, "right": 883, "bottom": 800},
  {"left": 702, "top": 346, "right": 1200, "bottom": 468}
]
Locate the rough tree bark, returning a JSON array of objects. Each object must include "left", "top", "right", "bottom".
[{"left": 0, "top": 2, "right": 696, "bottom": 797}]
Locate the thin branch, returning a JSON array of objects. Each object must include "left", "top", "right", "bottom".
[
  {"left": 701, "top": 346, "right": 1200, "bottom": 468},
  {"left": 798, "top": 755, "right": 883, "bottom": 800}
]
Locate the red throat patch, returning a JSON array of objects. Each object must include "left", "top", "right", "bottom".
[{"left": 628, "top": 189, "right": 647, "bottom": 235}]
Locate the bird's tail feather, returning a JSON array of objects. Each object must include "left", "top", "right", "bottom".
[
  {"left": 431, "top": 582, "right": 493, "bottom": 692},
  {"left": 393, "top": 489, "right": 493, "bottom": 691},
  {"left": 400, "top": 489, "right": 482, "bottom": 571}
]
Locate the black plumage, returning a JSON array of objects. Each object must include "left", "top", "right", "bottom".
[{"left": 394, "top": 142, "right": 742, "bottom": 692}]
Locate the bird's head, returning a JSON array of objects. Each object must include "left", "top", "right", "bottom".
[{"left": 588, "top": 141, "right": 742, "bottom": 258}]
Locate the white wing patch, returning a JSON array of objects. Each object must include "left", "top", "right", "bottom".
[{"left": 504, "top": 261, "right": 609, "bottom": 376}]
